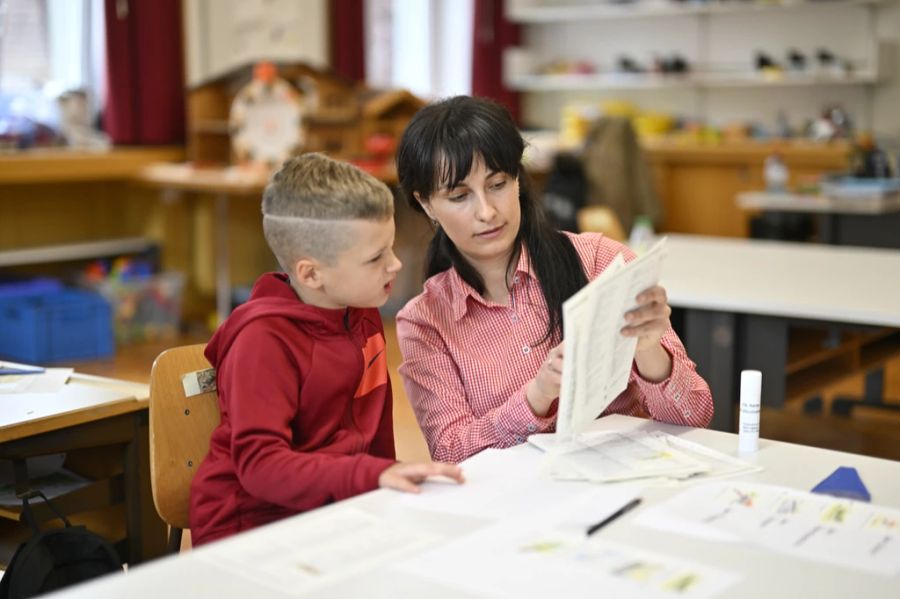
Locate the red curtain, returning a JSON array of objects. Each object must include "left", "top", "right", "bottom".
[
  {"left": 330, "top": 0, "right": 366, "bottom": 83},
  {"left": 472, "top": 0, "right": 520, "bottom": 123},
  {"left": 104, "top": 0, "right": 185, "bottom": 145}
]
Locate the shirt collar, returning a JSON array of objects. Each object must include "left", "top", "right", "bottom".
[{"left": 447, "top": 242, "right": 537, "bottom": 321}]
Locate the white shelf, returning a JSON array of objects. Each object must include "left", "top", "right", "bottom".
[
  {"left": 507, "top": 0, "right": 884, "bottom": 23},
  {"left": 507, "top": 70, "right": 880, "bottom": 91}
]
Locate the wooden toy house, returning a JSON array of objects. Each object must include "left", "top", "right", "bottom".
[{"left": 184, "top": 61, "right": 423, "bottom": 169}]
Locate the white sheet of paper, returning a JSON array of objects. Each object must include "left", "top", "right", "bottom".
[
  {"left": 396, "top": 489, "right": 740, "bottom": 599},
  {"left": 660, "top": 433, "right": 762, "bottom": 481},
  {"left": 557, "top": 238, "right": 667, "bottom": 437},
  {"left": 0, "top": 365, "right": 72, "bottom": 394},
  {"left": 395, "top": 446, "right": 597, "bottom": 520},
  {"left": 195, "top": 508, "right": 437, "bottom": 596},
  {"left": 635, "top": 481, "right": 900, "bottom": 576},
  {"left": 539, "top": 430, "right": 710, "bottom": 483}
]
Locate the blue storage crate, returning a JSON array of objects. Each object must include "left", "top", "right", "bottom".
[
  {"left": 0, "top": 290, "right": 114, "bottom": 363},
  {"left": 0, "top": 277, "right": 63, "bottom": 297}
]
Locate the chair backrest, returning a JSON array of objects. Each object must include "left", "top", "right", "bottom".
[{"left": 148, "top": 344, "right": 220, "bottom": 530}]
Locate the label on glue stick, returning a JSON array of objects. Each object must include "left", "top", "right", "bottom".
[{"left": 738, "top": 370, "right": 761, "bottom": 453}]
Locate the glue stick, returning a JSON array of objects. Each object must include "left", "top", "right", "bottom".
[{"left": 738, "top": 370, "right": 761, "bottom": 454}]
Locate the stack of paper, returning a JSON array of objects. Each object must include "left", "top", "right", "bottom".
[
  {"left": 557, "top": 238, "right": 667, "bottom": 437},
  {"left": 531, "top": 430, "right": 711, "bottom": 483}
]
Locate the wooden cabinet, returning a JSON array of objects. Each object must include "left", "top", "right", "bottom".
[{"left": 645, "top": 140, "right": 850, "bottom": 237}]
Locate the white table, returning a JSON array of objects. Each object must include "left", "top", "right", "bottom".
[
  {"left": 47, "top": 415, "right": 900, "bottom": 598},
  {"left": 662, "top": 234, "right": 900, "bottom": 430},
  {"left": 736, "top": 191, "right": 900, "bottom": 248}
]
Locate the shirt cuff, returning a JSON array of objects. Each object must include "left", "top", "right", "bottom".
[
  {"left": 493, "top": 386, "right": 557, "bottom": 444},
  {"left": 632, "top": 347, "right": 695, "bottom": 421}
]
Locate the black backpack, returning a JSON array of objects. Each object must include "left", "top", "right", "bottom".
[{"left": 0, "top": 490, "right": 122, "bottom": 598}]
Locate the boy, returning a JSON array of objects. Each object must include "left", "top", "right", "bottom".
[{"left": 190, "top": 153, "right": 463, "bottom": 546}]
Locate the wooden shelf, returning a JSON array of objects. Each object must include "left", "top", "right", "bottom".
[
  {"left": 861, "top": 332, "right": 900, "bottom": 370},
  {"left": 0, "top": 147, "right": 185, "bottom": 184},
  {"left": 785, "top": 328, "right": 900, "bottom": 403},
  {"left": 0, "top": 237, "right": 154, "bottom": 269},
  {"left": 525, "top": 134, "right": 851, "bottom": 169},
  {"left": 507, "top": 0, "right": 883, "bottom": 23}
]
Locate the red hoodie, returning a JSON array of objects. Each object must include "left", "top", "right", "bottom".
[{"left": 189, "top": 273, "right": 396, "bottom": 545}]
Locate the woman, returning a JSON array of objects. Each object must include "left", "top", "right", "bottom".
[{"left": 395, "top": 96, "right": 713, "bottom": 464}]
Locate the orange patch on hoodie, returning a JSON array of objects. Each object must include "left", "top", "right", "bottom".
[{"left": 354, "top": 333, "right": 388, "bottom": 398}]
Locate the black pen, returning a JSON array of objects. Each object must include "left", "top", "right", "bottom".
[{"left": 586, "top": 498, "right": 642, "bottom": 536}]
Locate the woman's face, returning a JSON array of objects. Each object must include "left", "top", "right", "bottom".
[{"left": 417, "top": 156, "right": 521, "bottom": 270}]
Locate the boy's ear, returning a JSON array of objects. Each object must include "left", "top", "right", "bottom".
[{"left": 292, "top": 258, "right": 324, "bottom": 290}]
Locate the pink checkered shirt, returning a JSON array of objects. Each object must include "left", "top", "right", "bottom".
[{"left": 396, "top": 232, "right": 714, "bottom": 463}]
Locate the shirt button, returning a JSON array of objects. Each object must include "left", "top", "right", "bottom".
[
  {"left": 514, "top": 435, "right": 525, "bottom": 443},
  {"left": 685, "top": 409, "right": 692, "bottom": 418},
  {"left": 527, "top": 424, "right": 537, "bottom": 433},
  {"left": 522, "top": 345, "right": 531, "bottom": 355},
  {"left": 513, "top": 276, "right": 519, "bottom": 284},
  {"left": 511, "top": 314, "right": 518, "bottom": 323}
]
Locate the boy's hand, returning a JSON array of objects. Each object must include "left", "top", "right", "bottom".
[{"left": 378, "top": 462, "right": 464, "bottom": 494}]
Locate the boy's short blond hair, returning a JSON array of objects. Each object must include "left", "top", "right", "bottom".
[{"left": 262, "top": 153, "right": 394, "bottom": 270}]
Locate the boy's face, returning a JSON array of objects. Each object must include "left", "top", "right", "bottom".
[{"left": 314, "top": 218, "right": 402, "bottom": 309}]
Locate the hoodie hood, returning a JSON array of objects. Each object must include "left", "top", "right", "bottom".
[{"left": 205, "top": 273, "right": 361, "bottom": 368}]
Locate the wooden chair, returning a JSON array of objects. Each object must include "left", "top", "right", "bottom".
[{"left": 148, "top": 344, "right": 220, "bottom": 552}]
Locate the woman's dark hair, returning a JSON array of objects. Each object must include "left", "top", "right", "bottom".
[{"left": 396, "top": 95, "right": 588, "bottom": 345}]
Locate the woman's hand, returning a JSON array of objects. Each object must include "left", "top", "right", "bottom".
[
  {"left": 526, "top": 341, "right": 565, "bottom": 416},
  {"left": 621, "top": 285, "right": 673, "bottom": 382}
]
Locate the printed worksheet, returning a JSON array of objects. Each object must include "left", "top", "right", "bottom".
[
  {"left": 557, "top": 238, "right": 667, "bottom": 437},
  {"left": 397, "top": 511, "right": 740, "bottom": 599},
  {"left": 635, "top": 481, "right": 900, "bottom": 576},
  {"left": 532, "top": 430, "right": 710, "bottom": 483},
  {"left": 196, "top": 508, "right": 437, "bottom": 596}
]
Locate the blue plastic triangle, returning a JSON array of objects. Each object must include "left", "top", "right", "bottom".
[{"left": 811, "top": 466, "right": 871, "bottom": 502}]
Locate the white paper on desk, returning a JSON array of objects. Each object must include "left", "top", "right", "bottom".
[
  {"left": 0, "top": 366, "right": 72, "bottom": 394},
  {"left": 395, "top": 447, "right": 596, "bottom": 520},
  {"left": 534, "top": 430, "right": 709, "bottom": 483},
  {"left": 636, "top": 481, "right": 900, "bottom": 576},
  {"left": 660, "top": 433, "right": 762, "bottom": 482},
  {"left": 396, "top": 489, "right": 741, "bottom": 599},
  {"left": 558, "top": 238, "right": 667, "bottom": 437},
  {"left": 195, "top": 507, "right": 436, "bottom": 596}
]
